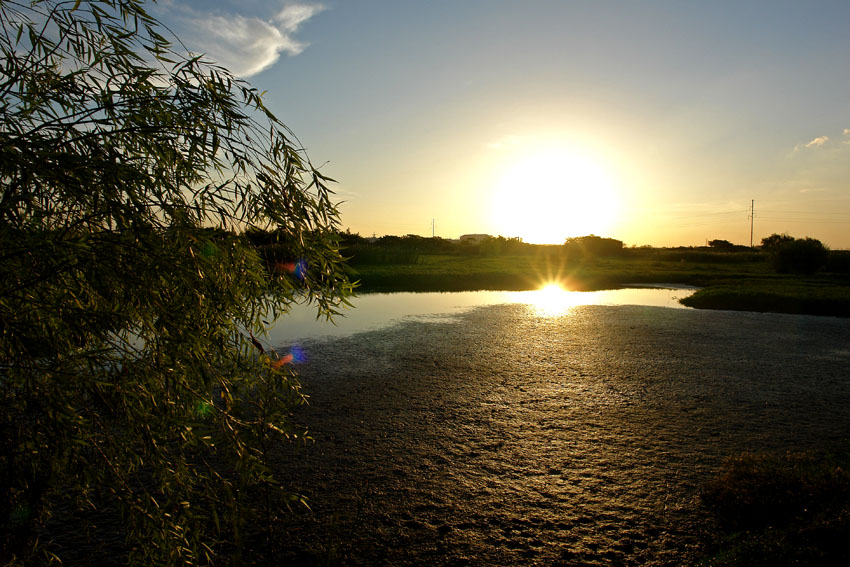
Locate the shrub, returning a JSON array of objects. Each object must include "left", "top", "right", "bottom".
[
  {"left": 825, "top": 250, "right": 850, "bottom": 274},
  {"left": 708, "top": 239, "right": 736, "bottom": 250},
  {"left": 771, "top": 237, "right": 830, "bottom": 274},
  {"left": 563, "top": 235, "right": 624, "bottom": 258},
  {"left": 760, "top": 233, "right": 795, "bottom": 251}
]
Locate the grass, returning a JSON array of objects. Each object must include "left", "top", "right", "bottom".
[
  {"left": 352, "top": 252, "right": 772, "bottom": 291},
  {"left": 700, "top": 451, "right": 850, "bottom": 566},
  {"left": 680, "top": 279, "right": 850, "bottom": 317},
  {"left": 348, "top": 249, "right": 850, "bottom": 317}
]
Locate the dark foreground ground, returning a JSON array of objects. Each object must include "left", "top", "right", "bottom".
[{"left": 262, "top": 304, "right": 850, "bottom": 566}]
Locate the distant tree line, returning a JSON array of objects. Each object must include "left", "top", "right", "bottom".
[
  {"left": 243, "top": 227, "right": 846, "bottom": 276},
  {"left": 337, "top": 232, "right": 459, "bottom": 265},
  {"left": 325, "top": 231, "right": 625, "bottom": 265},
  {"left": 703, "top": 233, "right": 837, "bottom": 274}
]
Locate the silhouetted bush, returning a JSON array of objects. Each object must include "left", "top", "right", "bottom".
[
  {"left": 708, "top": 239, "right": 736, "bottom": 250},
  {"left": 825, "top": 250, "right": 850, "bottom": 274},
  {"left": 761, "top": 232, "right": 795, "bottom": 251},
  {"left": 564, "top": 235, "right": 624, "bottom": 258},
  {"left": 771, "top": 237, "right": 829, "bottom": 274}
]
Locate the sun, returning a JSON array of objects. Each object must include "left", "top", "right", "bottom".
[{"left": 488, "top": 146, "right": 620, "bottom": 244}]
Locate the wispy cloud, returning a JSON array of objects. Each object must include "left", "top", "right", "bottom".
[
  {"left": 275, "top": 4, "right": 323, "bottom": 34},
  {"left": 794, "top": 135, "right": 830, "bottom": 152},
  {"left": 805, "top": 135, "right": 829, "bottom": 148},
  {"left": 176, "top": 3, "right": 325, "bottom": 77}
]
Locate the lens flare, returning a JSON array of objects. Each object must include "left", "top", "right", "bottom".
[
  {"left": 270, "top": 344, "right": 307, "bottom": 369},
  {"left": 288, "top": 344, "right": 306, "bottom": 363},
  {"left": 276, "top": 259, "right": 308, "bottom": 280}
]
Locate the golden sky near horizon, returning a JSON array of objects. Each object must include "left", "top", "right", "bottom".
[{"left": 166, "top": 1, "right": 850, "bottom": 248}]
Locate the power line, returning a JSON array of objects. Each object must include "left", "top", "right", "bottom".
[
  {"left": 759, "top": 209, "right": 850, "bottom": 216},
  {"left": 663, "top": 218, "right": 747, "bottom": 229},
  {"left": 665, "top": 210, "right": 749, "bottom": 220},
  {"left": 759, "top": 217, "right": 850, "bottom": 224}
]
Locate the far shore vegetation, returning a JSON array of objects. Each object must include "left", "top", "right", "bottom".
[{"left": 246, "top": 230, "right": 850, "bottom": 318}]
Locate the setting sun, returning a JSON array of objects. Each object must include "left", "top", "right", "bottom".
[{"left": 489, "top": 146, "right": 621, "bottom": 244}]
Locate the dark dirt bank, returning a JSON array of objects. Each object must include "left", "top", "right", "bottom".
[{"left": 259, "top": 304, "right": 850, "bottom": 566}]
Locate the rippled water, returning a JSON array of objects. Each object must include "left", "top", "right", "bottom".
[{"left": 269, "top": 303, "right": 850, "bottom": 565}]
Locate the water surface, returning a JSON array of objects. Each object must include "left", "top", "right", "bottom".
[
  {"left": 272, "top": 303, "right": 850, "bottom": 565},
  {"left": 267, "top": 285, "right": 697, "bottom": 345}
]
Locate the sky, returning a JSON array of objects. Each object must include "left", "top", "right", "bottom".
[{"left": 156, "top": 1, "right": 850, "bottom": 248}]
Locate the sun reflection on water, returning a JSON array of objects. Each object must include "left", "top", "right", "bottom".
[
  {"left": 521, "top": 283, "right": 586, "bottom": 317},
  {"left": 519, "top": 282, "right": 649, "bottom": 317},
  {"left": 267, "top": 286, "right": 697, "bottom": 343}
]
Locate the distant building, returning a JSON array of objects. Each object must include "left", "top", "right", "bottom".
[{"left": 459, "top": 233, "right": 492, "bottom": 244}]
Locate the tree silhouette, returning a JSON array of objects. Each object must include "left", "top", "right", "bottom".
[
  {"left": 760, "top": 233, "right": 795, "bottom": 251},
  {"left": 770, "top": 237, "right": 829, "bottom": 274}
]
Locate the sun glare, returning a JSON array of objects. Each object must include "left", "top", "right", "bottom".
[
  {"left": 489, "top": 146, "right": 620, "bottom": 244},
  {"left": 524, "top": 282, "right": 580, "bottom": 317}
]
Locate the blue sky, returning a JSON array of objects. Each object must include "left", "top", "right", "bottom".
[{"left": 157, "top": 1, "right": 850, "bottom": 247}]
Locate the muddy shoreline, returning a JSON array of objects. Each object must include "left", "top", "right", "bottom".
[{"left": 262, "top": 304, "right": 850, "bottom": 565}]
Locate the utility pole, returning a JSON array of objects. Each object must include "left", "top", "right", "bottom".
[
  {"left": 431, "top": 218, "right": 435, "bottom": 238},
  {"left": 749, "top": 200, "right": 754, "bottom": 247}
]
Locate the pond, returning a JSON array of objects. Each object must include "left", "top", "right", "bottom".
[
  {"left": 269, "top": 295, "right": 850, "bottom": 565},
  {"left": 266, "top": 284, "right": 698, "bottom": 346}
]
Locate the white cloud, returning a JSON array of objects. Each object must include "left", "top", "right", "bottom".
[
  {"left": 275, "top": 4, "right": 324, "bottom": 33},
  {"left": 794, "top": 135, "right": 829, "bottom": 152},
  {"left": 805, "top": 135, "right": 829, "bottom": 148},
  {"left": 180, "top": 3, "right": 325, "bottom": 77}
]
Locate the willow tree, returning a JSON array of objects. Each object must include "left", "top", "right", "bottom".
[{"left": 0, "top": 0, "right": 351, "bottom": 563}]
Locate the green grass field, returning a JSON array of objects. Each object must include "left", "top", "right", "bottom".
[{"left": 348, "top": 249, "right": 850, "bottom": 317}]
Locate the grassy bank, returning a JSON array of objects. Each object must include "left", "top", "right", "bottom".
[
  {"left": 349, "top": 249, "right": 850, "bottom": 317},
  {"left": 700, "top": 450, "right": 850, "bottom": 566},
  {"left": 350, "top": 250, "right": 773, "bottom": 291},
  {"left": 680, "top": 280, "right": 850, "bottom": 317}
]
